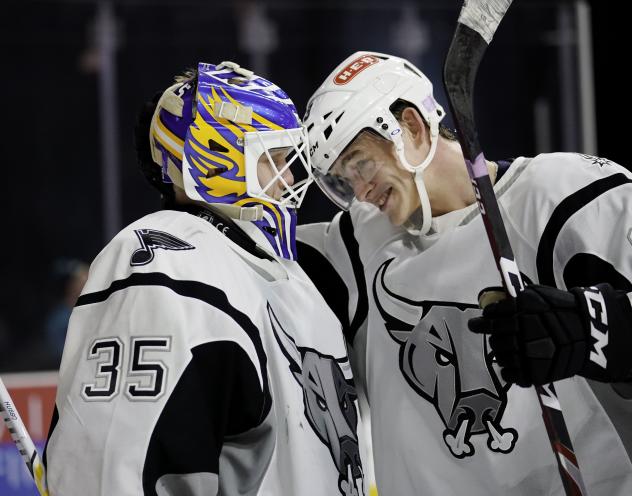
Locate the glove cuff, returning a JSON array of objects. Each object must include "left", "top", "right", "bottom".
[{"left": 572, "top": 283, "right": 632, "bottom": 382}]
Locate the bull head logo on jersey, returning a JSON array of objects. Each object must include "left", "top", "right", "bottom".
[
  {"left": 373, "top": 259, "right": 518, "bottom": 459},
  {"left": 268, "top": 304, "right": 364, "bottom": 495}
]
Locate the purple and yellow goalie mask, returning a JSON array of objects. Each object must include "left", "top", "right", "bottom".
[{"left": 149, "top": 61, "right": 313, "bottom": 260}]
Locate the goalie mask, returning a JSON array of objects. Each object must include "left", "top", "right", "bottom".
[
  {"left": 149, "top": 61, "right": 313, "bottom": 260},
  {"left": 304, "top": 52, "right": 445, "bottom": 235}
]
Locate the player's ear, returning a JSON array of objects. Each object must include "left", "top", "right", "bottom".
[{"left": 401, "top": 107, "right": 428, "bottom": 147}]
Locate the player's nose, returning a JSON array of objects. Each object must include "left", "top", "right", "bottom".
[{"left": 281, "top": 166, "right": 294, "bottom": 187}]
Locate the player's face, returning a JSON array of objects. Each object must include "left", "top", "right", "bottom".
[
  {"left": 331, "top": 131, "right": 420, "bottom": 226},
  {"left": 257, "top": 147, "right": 295, "bottom": 201}
]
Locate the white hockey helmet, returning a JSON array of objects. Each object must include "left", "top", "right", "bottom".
[{"left": 304, "top": 51, "right": 445, "bottom": 234}]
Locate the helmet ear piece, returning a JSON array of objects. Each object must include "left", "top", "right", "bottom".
[{"left": 134, "top": 91, "right": 175, "bottom": 202}]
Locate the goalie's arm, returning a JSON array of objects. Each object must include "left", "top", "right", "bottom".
[{"left": 141, "top": 339, "right": 266, "bottom": 495}]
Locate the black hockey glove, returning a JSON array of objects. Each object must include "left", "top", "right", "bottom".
[{"left": 468, "top": 283, "right": 632, "bottom": 387}]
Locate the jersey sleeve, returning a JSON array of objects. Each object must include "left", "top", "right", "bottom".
[
  {"left": 297, "top": 211, "right": 369, "bottom": 346},
  {"left": 45, "top": 264, "right": 271, "bottom": 496},
  {"left": 515, "top": 155, "right": 632, "bottom": 394},
  {"left": 142, "top": 339, "right": 265, "bottom": 495},
  {"left": 528, "top": 156, "right": 632, "bottom": 295}
]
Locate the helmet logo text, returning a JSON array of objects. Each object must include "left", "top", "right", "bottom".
[{"left": 333, "top": 55, "right": 381, "bottom": 85}]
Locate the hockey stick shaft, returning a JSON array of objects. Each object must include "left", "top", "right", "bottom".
[
  {"left": 0, "top": 378, "right": 49, "bottom": 496},
  {"left": 443, "top": 2, "right": 586, "bottom": 495}
]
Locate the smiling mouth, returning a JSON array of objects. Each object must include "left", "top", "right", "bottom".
[{"left": 377, "top": 187, "right": 392, "bottom": 210}]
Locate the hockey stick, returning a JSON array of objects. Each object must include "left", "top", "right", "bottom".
[
  {"left": 442, "top": 1, "right": 587, "bottom": 495},
  {"left": 0, "top": 377, "right": 49, "bottom": 496}
]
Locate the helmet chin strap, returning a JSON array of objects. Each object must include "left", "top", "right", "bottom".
[
  {"left": 412, "top": 168, "right": 433, "bottom": 236},
  {"left": 212, "top": 203, "right": 264, "bottom": 221},
  {"left": 397, "top": 121, "right": 439, "bottom": 236}
]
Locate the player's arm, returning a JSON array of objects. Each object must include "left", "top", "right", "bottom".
[
  {"left": 469, "top": 167, "right": 632, "bottom": 387},
  {"left": 297, "top": 211, "right": 369, "bottom": 346},
  {"left": 142, "top": 337, "right": 267, "bottom": 495},
  {"left": 45, "top": 284, "right": 268, "bottom": 495}
]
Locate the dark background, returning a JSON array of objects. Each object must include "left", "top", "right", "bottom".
[{"left": 0, "top": 0, "right": 626, "bottom": 371}]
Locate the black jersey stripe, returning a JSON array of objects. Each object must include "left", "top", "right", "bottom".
[
  {"left": 76, "top": 271, "right": 272, "bottom": 420},
  {"left": 563, "top": 253, "right": 632, "bottom": 291},
  {"left": 339, "top": 211, "right": 369, "bottom": 344},
  {"left": 143, "top": 340, "right": 267, "bottom": 494},
  {"left": 297, "top": 240, "right": 350, "bottom": 330},
  {"left": 536, "top": 173, "right": 632, "bottom": 286},
  {"left": 43, "top": 404, "right": 59, "bottom": 471}
]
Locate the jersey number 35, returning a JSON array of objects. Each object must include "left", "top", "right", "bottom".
[{"left": 80, "top": 336, "right": 171, "bottom": 401}]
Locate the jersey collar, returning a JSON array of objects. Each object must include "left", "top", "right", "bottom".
[{"left": 171, "top": 203, "right": 275, "bottom": 261}]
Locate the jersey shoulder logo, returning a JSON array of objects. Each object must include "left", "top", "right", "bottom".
[
  {"left": 130, "top": 229, "right": 195, "bottom": 266},
  {"left": 373, "top": 258, "right": 517, "bottom": 459},
  {"left": 268, "top": 303, "right": 364, "bottom": 496},
  {"left": 577, "top": 153, "right": 612, "bottom": 168}
]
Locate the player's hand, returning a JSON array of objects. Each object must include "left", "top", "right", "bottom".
[{"left": 468, "top": 283, "right": 632, "bottom": 387}]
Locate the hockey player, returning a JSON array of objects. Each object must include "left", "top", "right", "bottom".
[
  {"left": 44, "top": 62, "right": 365, "bottom": 496},
  {"left": 297, "top": 51, "right": 632, "bottom": 495}
]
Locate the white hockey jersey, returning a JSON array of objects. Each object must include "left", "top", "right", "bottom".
[
  {"left": 297, "top": 153, "right": 632, "bottom": 495},
  {"left": 45, "top": 207, "right": 366, "bottom": 496}
]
